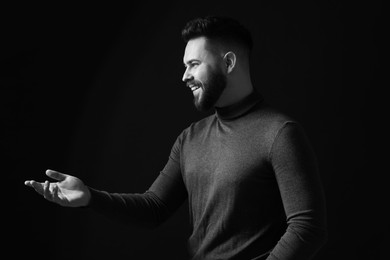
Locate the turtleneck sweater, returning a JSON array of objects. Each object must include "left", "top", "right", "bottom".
[{"left": 88, "top": 90, "right": 327, "bottom": 260}]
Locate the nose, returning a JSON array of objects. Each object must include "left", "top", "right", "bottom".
[{"left": 182, "top": 67, "right": 193, "bottom": 83}]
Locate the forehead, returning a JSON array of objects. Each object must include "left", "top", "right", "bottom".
[{"left": 183, "top": 37, "right": 217, "bottom": 63}]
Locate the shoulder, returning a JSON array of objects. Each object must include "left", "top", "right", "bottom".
[
  {"left": 243, "top": 103, "right": 311, "bottom": 157},
  {"left": 250, "top": 103, "right": 299, "bottom": 136}
]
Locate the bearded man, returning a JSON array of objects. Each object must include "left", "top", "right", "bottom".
[{"left": 25, "top": 16, "right": 327, "bottom": 260}]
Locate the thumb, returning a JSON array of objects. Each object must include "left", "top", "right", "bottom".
[{"left": 45, "top": 169, "right": 67, "bottom": 181}]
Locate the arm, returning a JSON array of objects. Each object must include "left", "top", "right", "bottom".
[
  {"left": 88, "top": 158, "right": 187, "bottom": 228},
  {"left": 88, "top": 135, "right": 187, "bottom": 228},
  {"left": 24, "top": 135, "right": 187, "bottom": 229},
  {"left": 267, "top": 122, "right": 327, "bottom": 259}
]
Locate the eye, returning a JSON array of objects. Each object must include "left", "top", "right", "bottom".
[
  {"left": 184, "top": 61, "right": 200, "bottom": 69},
  {"left": 190, "top": 62, "right": 199, "bottom": 68}
]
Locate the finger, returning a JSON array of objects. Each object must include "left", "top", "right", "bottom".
[
  {"left": 52, "top": 185, "right": 61, "bottom": 205},
  {"left": 46, "top": 169, "right": 67, "bottom": 182},
  {"left": 43, "top": 180, "right": 51, "bottom": 200},
  {"left": 24, "top": 180, "right": 33, "bottom": 187},
  {"left": 29, "top": 181, "right": 45, "bottom": 196}
]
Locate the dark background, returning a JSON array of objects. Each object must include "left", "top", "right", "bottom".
[{"left": 4, "top": 1, "right": 384, "bottom": 259}]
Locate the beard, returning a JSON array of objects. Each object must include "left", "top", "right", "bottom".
[{"left": 191, "top": 68, "right": 227, "bottom": 112}]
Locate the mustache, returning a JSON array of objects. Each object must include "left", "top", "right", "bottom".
[{"left": 186, "top": 80, "right": 202, "bottom": 88}]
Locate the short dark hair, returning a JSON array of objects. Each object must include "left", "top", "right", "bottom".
[{"left": 181, "top": 16, "right": 253, "bottom": 53}]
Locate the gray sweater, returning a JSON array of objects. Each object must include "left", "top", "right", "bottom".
[{"left": 89, "top": 90, "right": 327, "bottom": 259}]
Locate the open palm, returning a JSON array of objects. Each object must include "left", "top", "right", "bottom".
[{"left": 25, "top": 169, "right": 91, "bottom": 207}]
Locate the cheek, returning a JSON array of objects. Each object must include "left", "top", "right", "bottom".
[{"left": 195, "top": 65, "right": 213, "bottom": 82}]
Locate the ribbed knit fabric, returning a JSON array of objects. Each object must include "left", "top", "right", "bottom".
[{"left": 89, "top": 90, "right": 327, "bottom": 259}]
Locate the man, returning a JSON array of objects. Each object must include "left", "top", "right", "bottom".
[{"left": 25, "top": 16, "right": 327, "bottom": 259}]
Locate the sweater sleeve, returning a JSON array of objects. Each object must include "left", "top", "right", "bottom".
[
  {"left": 267, "top": 122, "right": 327, "bottom": 259},
  {"left": 87, "top": 134, "right": 187, "bottom": 229}
]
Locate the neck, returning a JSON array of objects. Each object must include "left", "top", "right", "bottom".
[
  {"left": 215, "top": 89, "right": 263, "bottom": 121},
  {"left": 215, "top": 75, "right": 254, "bottom": 108}
]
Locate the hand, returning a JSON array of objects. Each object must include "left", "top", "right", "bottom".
[{"left": 24, "top": 169, "right": 91, "bottom": 207}]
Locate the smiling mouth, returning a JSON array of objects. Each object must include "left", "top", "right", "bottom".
[
  {"left": 190, "top": 86, "right": 200, "bottom": 92},
  {"left": 187, "top": 83, "right": 200, "bottom": 92}
]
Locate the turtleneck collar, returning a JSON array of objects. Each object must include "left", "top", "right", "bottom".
[{"left": 215, "top": 90, "right": 264, "bottom": 121}]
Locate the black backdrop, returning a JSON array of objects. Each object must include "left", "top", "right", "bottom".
[{"left": 5, "top": 1, "right": 384, "bottom": 259}]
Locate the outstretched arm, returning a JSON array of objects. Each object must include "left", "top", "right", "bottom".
[
  {"left": 87, "top": 135, "right": 188, "bottom": 228},
  {"left": 25, "top": 169, "right": 91, "bottom": 207},
  {"left": 24, "top": 134, "right": 187, "bottom": 228}
]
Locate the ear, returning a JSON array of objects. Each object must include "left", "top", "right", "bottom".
[{"left": 223, "top": 51, "right": 237, "bottom": 74}]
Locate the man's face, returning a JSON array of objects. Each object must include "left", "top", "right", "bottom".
[{"left": 182, "top": 37, "right": 227, "bottom": 112}]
